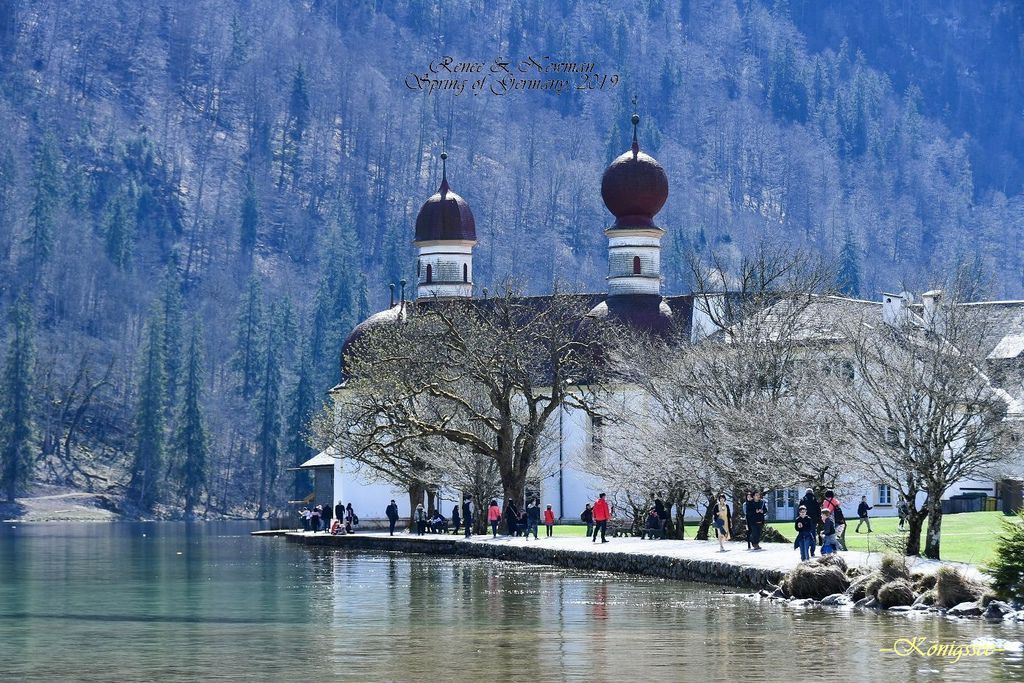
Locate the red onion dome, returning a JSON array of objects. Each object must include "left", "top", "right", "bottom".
[
  {"left": 414, "top": 152, "right": 476, "bottom": 242},
  {"left": 600, "top": 114, "right": 668, "bottom": 229}
]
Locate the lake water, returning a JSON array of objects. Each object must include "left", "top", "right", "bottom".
[{"left": 1, "top": 522, "right": 1022, "bottom": 681}]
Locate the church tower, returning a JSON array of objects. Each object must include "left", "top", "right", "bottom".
[
  {"left": 414, "top": 152, "right": 476, "bottom": 299},
  {"left": 600, "top": 113, "right": 669, "bottom": 298}
]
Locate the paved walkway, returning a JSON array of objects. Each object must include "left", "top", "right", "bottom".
[{"left": 274, "top": 529, "right": 985, "bottom": 580}]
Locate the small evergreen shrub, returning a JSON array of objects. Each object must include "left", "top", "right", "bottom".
[{"left": 986, "top": 511, "right": 1024, "bottom": 603}]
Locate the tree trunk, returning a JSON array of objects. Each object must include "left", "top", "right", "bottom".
[
  {"left": 904, "top": 509, "right": 924, "bottom": 556},
  {"left": 672, "top": 500, "right": 687, "bottom": 540},
  {"left": 924, "top": 500, "right": 943, "bottom": 559},
  {"left": 426, "top": 489, "right": 436, "bottom": 516},
  {"left": 696, "top": 493, "right": 715, "bottom": 541},
  {"left": 408, "top": 482, "right": 425, "bottom": 531},
  {"left": 501, "top": 466, "right": 527, "bottom": 535}
]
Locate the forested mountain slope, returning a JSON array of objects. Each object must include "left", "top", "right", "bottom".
[{"left": 0, "top": 0, "right": 1021, "bottom": 517}]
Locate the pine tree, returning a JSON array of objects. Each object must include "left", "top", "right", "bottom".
[
  {"left": 286, "top": 344, "right": 315, "bottom": 500},
  {"left": 837, "top": 229, "right": 861, "bottom": 296},
  {"left": 173, "top": 321, "right": 208, "bottom": 519},
  {"left": 128, "top": 305, "right": 166, "bottom": 511},
  {"left": 26, "top": 135, "right": 61, "bottom": 280},
  {"left": 239, "top": 174, "right": 259, "bottom": 259},
  {"left": 255, "top": 304, "right": 282, "bottom": 519},
  {"left": 1, "top": 297, "right": 35, "bottom": 502},
  {"left": 987, "top": 510, "right": 1024, "bottom": 601},
  {"left": 161, "top": 268, "right": 184, "bottom": 410},
  {"left": 232, "top": 276, "right": 264, "bottom": 399},
  {"left": 103, "top": 186, "right": 135, "bottom": 270}
]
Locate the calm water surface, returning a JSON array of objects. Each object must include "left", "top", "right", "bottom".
[{"left": 0, "top": 522, "right": 1022, "bottom": 681}]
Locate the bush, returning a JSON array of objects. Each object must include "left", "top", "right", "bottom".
[
  {"left": 877, "top": 579, "right": 916, "bottom": 608},
  {"left": 784, "top": 560, "right": 851, "bottom": 600},
  {"left": 760, "top": 526, "right": 790, "bottom": 544},
  {"left": 934, "top": 566, "right": 985, "bottom": 609},
  {"left": 986, "top": 512, "right": 1024, "bottom": 602},
  {"left": 912, "top": 573, "right": 937, "bottom": 593}
]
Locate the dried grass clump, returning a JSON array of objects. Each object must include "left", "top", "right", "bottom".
[
  {"left": 784, "top": 560, "right": 851, "bottom": 600},
  {"left": 934, "top": 566, "right": 984, "bottom": 609},
  {"left": 877, "top": 579, "right": 916, "bottom": 608}
]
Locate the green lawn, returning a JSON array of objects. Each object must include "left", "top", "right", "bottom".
[
  {"left": 546, "top": 511, "right": 1011, "bottom": 565},
  {"left": 768, "top": 511, "right": 1010, "bottom": 565}
]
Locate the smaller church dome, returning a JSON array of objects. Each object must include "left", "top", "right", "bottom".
[
  {"left": 340, "top": 303, "right": 408, "bottom": 378},
  {"left": 414, "top": 152, "right": 476, "bottom": 242},
  {"left": 601, "top": 114, "right": 668, "bottom": 229}
]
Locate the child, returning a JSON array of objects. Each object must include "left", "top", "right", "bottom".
[
  {"left": 793, "top": 505, "right": 815, "bottom": 561},
  {"left": 820, "top": 509, "right": 837, "bottom": 555},
  {"left": 711, "top": 494, "right": 731, "bottom": 552},
  {"left": 544, "top": 504, "right": 555, "bottom": 537},
  {"left": 856, "top": 496, "right": 873, "bottom": 533}
]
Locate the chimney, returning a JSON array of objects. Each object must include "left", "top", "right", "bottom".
[
  {"left": 922, "top": 289, "right": 944, "bottom": 333},
  {"left": 881, "top": 291, "right": 912, "bottom": 327}
]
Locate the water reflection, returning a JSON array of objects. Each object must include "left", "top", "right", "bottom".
[{"left": 0, "top": 523, "right": 1022, "bottom": 681}]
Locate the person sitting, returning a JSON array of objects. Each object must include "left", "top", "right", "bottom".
[
  {"left": 642, "top": 508, "right": 663, "bottom": 539},
  {"left": 329, "top": 518, "right": 344, "bottom": 535},
  {"left": 429, "top": 512, "right": 448, "bottom": 534}
]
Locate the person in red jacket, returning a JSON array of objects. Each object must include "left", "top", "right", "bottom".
[
  {"left": 592, "top": 493, "right": 610, "bottom": 543},
  {"left": 544, "top": 504, "right": 556, "bottom": 537}
]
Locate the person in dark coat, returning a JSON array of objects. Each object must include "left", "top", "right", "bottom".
[
  {"left": 798, "top": 489, "right": 820, "bottom": 556},
  {"left": 385, "top": 499, "right": 400, "bottom": 536},
  {"left": 581, "top": 503, "right": 594, "bottom": 538},
  {"left": 794, "top": 505, "right": 815, "bottom": 561},
  {"left": 310, "top": 505, "right": 321, "bottom": 533},
  {"left": 856, "top": 496, "right": 873, "bottom": 533},
  {"left": 746, "top": 491, "right": 768, "bottom": 550},
  {"left": 451, "top": 504, "right": 461, "bottom": 535},
  {"left": 525, "top": 499, "right": 541, "bottom": 539},
  {"left": 742, "top": 492, "right": 755, "bottom": 549},
  {"left": 334, "top": 502, "right": 345, "bottom": 527},
  {"left": 462, "top": 495, "right": 474, "bottom": 538},
  {"left": 505, "top": 500, "right": 522, "bottom": 536},
  {"left": 654, "top": 497, "right": 669, "bottom": 531},
  {"left": 322, "top": 502, "right": 333, "bottom": 530}
]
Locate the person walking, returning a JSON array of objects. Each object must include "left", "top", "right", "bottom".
[
  {"left": 794, "top": 505, "right": 815, "bottom": 561},
  {"left": 743, "top": 491, "right": 754, "bottom": 549},
  {"left": 856, "top": 496, "right": 873, "bottom": 533},
  {"left": 334, "top": 501, "right": 345, "bottom": 529},
  {"left": 747, "top": 491, "right": 768, "bottom": 550},
  {"left": 414, "top": 503, "right": 427, "bottom": 536},
  {"left": 487, "top": 500, "right": 501, "bottom": 538},
  {"left": 505, "top": 499, "right": 522, "bottom": 536},
  {"left": 451, "top": 504, "right": 462, "bottom": 535},
  {"left": 462, "top": 495, "right": 474, "bottom": 539},
  {"left": 544, "top": 505, "right": 555, "bottom": 537},
  {"left": 592, "top": 493, "right": 610, "bottom": 543},
  {"left": 897, "top": 496, "right": 909, "bottom": 530},
  {"left": 711, "top": 494, "right": 731, "bottom": 552},
  {"left": 385, "top": 499, "right": 400, "bottom": 536},
  {"left": 581, "top": 503, "right": 594, "bottom": 538},
  {"left": 525, "top": 499, "right": 541, "bottom": 540},
  {"left": 821, "top": 491, "right": 846, "bottom": 551},
  {"left": 799, "top": 489, "right": 820, "bottom": 556}
]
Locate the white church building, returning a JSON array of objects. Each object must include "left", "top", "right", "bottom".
[{"left": 305, "top": 117, "right": 1024, "bottom": 526}]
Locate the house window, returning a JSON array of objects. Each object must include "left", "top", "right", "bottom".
[
  {"left": 633, "top": 256, "right": 641, "bottom": 274},
  {"left": 463, "top": 263, "right": 468, "bottom": 283},
  {"left": 877, "top": 484, "right": 892, "bottom": 505},
  {"left": 426, "top": 264, "right": 432, "bottom": 284}
]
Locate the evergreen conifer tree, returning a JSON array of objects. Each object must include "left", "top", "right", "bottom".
[
  {"left": 173, "top": 321, "right": 208, "bottom": 519},
  {"left": 255, "top": 304, "right": 282, "bottom": 519},
  {"left": 128, "top": 305, "right": 166, "bottom": 511},
  {"left": 26, "top": 136, "right": 61, "bottom": 280},
  {"left": 1, "top": 297, "right": 35, "bottom": 502},
  {"left": 286, "top": 344, "right": 315, "bottom": 500},
  {"left": 232, "top": 276, "right": 264, "bottom": 399},
  {"left": 837, "top": 229, "right": 861, "bottom": 296},
  {"left": 161, "top": 268, "right": 184, "bottom": 410}
]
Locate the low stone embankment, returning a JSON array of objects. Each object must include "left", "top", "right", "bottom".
[{"left": 280, "top": 531, "right": 786, "bottom": 589}]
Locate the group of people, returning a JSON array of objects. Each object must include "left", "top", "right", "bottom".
[
  {"left": 708, "top": 491, "right": 770, "bottom": 552},
  {"left": 578, "top": 493, "right": 612, "bottom": 542},
  {"left": 299, "top": 502, "right": 358, "bottom": 534},
  {"left": 792, "top": 488, "right": 860, "bottom": 560},
  {"left": 485, "top": 499, "right": 558, "bottom": 539}
]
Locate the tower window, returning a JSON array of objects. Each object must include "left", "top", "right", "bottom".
[
  {"left": 426, "top": 264, "right": 433, "bottom": 284},
  {"left": 463, "top": 263, "right": 468, "bottom": 283},
  {"left": 633, "top": 256, "right": 641, "bottom": 274}
]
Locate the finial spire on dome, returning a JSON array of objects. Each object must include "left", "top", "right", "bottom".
[
  {"left": 439, "top": 144, "right": 449, "bottom": 195},
  {"left": 631, "top": 96, "right": 640, "bottom": 156}
]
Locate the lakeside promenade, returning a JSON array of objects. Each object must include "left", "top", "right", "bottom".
[{"left": 254, "top": 529, "right": 981, "bottom": 589}]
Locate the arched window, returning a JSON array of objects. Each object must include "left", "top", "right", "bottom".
[
  {"left": 463, "top": 263, "right": 468, "bottom": 283},
  {"left": 632, "top": 256, "right": 641, "bottom": 274},
  {"left": 426, "top": 264, "right": 433, "bottom": 284}
]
